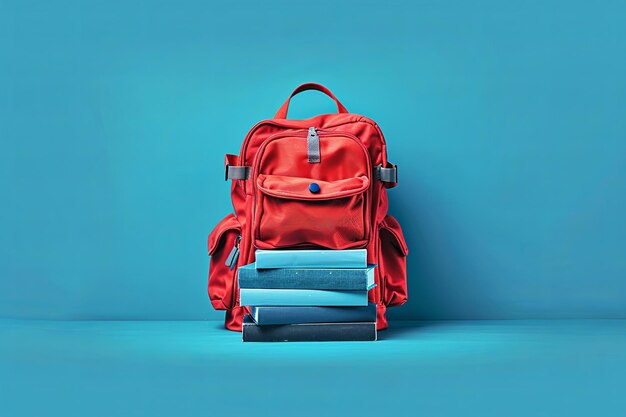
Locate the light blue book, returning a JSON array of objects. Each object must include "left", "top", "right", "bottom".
[
  {"left": 255, "top": 249, "right": 367, "bottom": 269},
  {"left": 239, "top": 288, "right": 369, "bottom": 307}
]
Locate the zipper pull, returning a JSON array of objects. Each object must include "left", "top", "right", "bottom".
[
  {"left": 225, "top": 235, "right": 241, "bottom": 270},
  {"left": 307, "top": 127, "right": 320, "bottom": 164}
]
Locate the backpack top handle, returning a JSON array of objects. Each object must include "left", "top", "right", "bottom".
[{"left": 274, "top": 83, "right": 349, "bottom": 119}]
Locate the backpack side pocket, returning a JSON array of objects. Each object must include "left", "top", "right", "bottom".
[
  {"left": 378, "top": 215, "right": 409, "bottom": 306},
  {"left": 208, "top": 214, "right": 242, "bottom": 310}
]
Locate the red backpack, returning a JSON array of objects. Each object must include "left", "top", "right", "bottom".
[{"left": 207, "top": 83, "right": 408, "bottom": 331}]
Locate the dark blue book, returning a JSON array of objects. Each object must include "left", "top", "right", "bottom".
[
  {"left": 238, "top": 263, "right": 376, "bottom": 290},
  {"left": 250, "top": 303, "right": 377, "bottom": 325},
  {"left": 242, "top": 315, "right": 377, "bottom": 342}
]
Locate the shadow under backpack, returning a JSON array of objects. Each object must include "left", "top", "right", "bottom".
[{"left": 207, "top": 83, "right": 409, "bottom": 331}]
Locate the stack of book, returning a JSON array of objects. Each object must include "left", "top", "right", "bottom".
[{"left": 239, "top": 249, "right": 377, "bottom": 342}]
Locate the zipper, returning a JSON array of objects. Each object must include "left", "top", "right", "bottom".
[
  {"left": 225, "top": 235, "right": 242, "bottom": 309},
  {"left": 307, "top": 127, "right": 320, "bottom": 163},
  {"left": 225, "top": 235, "right": 241, "bottom": 270}
]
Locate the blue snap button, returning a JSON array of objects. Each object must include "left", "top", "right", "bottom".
[{"left": 309, "top": 183, "right": 320, "bottom": 194}]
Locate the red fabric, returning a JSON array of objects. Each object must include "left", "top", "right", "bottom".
[
  {"left": 208, "top": 83, "right": 408, "bottom": 331},
  {"left": 378, "top": 215, "right": 409, "bottom": 306},
  {"left": 225, "top": 306, "right": 248, "bottom": 331}
]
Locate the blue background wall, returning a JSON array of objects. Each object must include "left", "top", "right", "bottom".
[{"left": 1, "top": 0, "right": 625, "bottom": 321}]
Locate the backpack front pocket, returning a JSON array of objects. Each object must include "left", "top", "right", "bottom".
[
  {"left": 207, "top": 214, "right": 242, "bottom": 310},
  {"left": 254, "top": 174, "right": 370, "bottom": 249},
  {"left": 251, "top": 129, "right": 372, "bottom": 250}
]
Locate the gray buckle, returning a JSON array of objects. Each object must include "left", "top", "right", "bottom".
[
  {"left": 374, "top": 164, "right": 398, "bottom": 183},
  {"left": 225, "top": 165, "right": 251, "bottom": 181}
]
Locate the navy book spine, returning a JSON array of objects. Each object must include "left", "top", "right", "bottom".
[
  {"left": 250, "top": 303, "right": 377, "bottom": 325},
  {"left": 238, "top": 264, "right": 374, "bottom": 290},
  {"left": 242, "top": 315, "right": 377, "bottom": 342}
]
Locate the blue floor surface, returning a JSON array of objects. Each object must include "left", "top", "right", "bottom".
[{"left": 1, "top": 319, "right": 625, "bottom": 417}]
